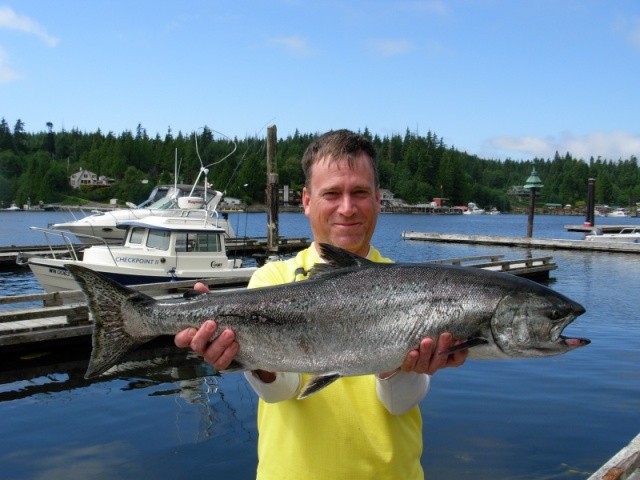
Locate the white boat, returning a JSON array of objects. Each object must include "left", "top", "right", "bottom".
[
  {"left": 19, "top": 206, "right": 256, "bottom": 296},
  {"left": 463, "top": 202, "right": 486, "bottom": 215},
  {"left": 51, "top": 133, "right": 239, "bottom": 244},
  {"left": 50, "top": 184, "right": 235, "bottom": 244},
  {"left": 607, "top": 208, "right": 631, "bottom": 218},
  {"left": 584, "top": 226, "right": 640, "bottom": 244},
  {"left": 3, "top": 202, "right": 21, "bottom": 211},
  {"left": 488, "top": 207, "right": 501, "bottom": 215}
]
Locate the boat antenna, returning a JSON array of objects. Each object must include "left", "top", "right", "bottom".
[
  {"left": 174, "top": 148, "right": 178, "bottom": 191},
  {"left": 191, "top": 128, "right": 238, "bottom": 204},
  {"left": 221, "top": 118, "right": 272, "bottom": 195}
]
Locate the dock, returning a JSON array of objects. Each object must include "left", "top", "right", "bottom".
[
  {"left": 0, "top": 276, "right": 251, "bottom": 352},
  {"left": 402, "top": 231, "right": 640, "bottom": 254},
  {"left": 588, "top": 432, "right": 640, "bottom": 480},
  {"left": 424, "top": 254, "right": 557, "bottom": 280}
]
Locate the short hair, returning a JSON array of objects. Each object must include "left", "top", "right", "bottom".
[{"left": 301, "top": 129, "right": 378, "bottom": 189}]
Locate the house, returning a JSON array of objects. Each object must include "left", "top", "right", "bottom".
[
  {"left": 221, "top": 196, "right": 242, "bottom": 205},
  {"left": 69, "top": 168, "right": 115, "bottom": 189},
  {"left": 380, "top": 189, "right": 406, "bottom": 208}
]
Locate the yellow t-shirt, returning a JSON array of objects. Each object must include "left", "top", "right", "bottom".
[{"left": 247, "top": 244, "right": 424, "bottom": 480}]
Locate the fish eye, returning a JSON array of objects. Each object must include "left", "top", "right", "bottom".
[{"left": 548, "top": 308, "right": 563, "bottom": 320}]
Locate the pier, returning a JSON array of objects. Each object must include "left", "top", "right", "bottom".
[
  {"left": 587, "top": 432, "right": 640, "bottom": 480},
  {"left": 0, "top": 276, "right": 251, "bottom": 352},
  {"left": 402, "top": 231, "right": 640, "bottom": 254}
]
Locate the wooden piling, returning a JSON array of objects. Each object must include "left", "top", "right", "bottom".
[{"left": 266, "top": 125, "right": 279, "bottom": 253}]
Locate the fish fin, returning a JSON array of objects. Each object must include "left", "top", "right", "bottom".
[
  {"left": 297, "top": 373, "right": 342, "bottom": 399},
  {"left": 65, "top": 264, "right": 157, "bottom": 379},
  {"left": 438, "top": 337, "right": 488, "bottom": 355},
  {"left": 307, "top": 243, "right": 375, "bottom": 279}
]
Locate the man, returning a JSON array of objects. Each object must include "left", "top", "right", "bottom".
[{"left": 175, "top": 129, "right": 467, "bottom": 479}]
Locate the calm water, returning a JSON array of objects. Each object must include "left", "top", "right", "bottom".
[{"left": 1, "top": 211, "right": 639, "bottom": 479}]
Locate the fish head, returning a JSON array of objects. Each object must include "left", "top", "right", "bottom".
[{"left": 490, "top": 288, "right": 589, "bottom": 358}]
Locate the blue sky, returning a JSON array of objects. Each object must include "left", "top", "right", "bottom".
[{"left": 1, "top": 0, "right": 639, "bottom": 161}]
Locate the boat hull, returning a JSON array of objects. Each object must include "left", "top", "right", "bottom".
[{"left": 27, "top": 257, "right": 256, "bottom": 294}]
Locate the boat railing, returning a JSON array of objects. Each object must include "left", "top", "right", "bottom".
[{"left": 28, "top": 227, "right": 118, "bottom": 265}]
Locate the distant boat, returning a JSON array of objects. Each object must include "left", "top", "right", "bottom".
[
  {"left": 3, "top": 202, "right": 21, "bottom": 211},
  {"left": 584, "top": 226, "right": 640, "bottom": 244},
  {"left": 463, "top": 202, "right": 485, "bottom": 215},
  {"left": 488, "top": 207, "right": 501, "bottom": 215},
  {"left": 607, "top": 208, "right": 631, "bottom": 218}
]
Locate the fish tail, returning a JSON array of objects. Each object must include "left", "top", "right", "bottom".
[{"left": 65, "top": 264, "right": 158, "bottom": 379}]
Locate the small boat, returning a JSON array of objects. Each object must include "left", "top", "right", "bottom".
[
  {"left": 19, "top": 204, "right": 256, "bottom": 296},
  {"left": 463, "top": 202, "right": 486, "bottom": 215},
  {"left": 584, "top": 226, "right": 640, "bottom": 244},
  {"left": 488, "top": 207, "right": 501, "bottom": 215},
  {"left": 50, "top": 184, "right": 235, "bottom": 244},
  {"left": 607, "top": 208, "right": 631, "bottom": 218},
  {"left": 3, "top": 202, "right": 21, "bottom": 211}
]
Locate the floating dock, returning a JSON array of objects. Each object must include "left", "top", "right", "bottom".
[
  {"left": 588, "top": 432, "right": 640, "bottom": 480},
  {"left": 0, "top": 276, "right": 251, "bottom": 352},
  {"left": 402, "top": 231, "right": 640, "bottom": 254}
]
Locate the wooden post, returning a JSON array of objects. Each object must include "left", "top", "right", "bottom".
[
  {"left": 527, "top": 187, "right": 536, "bottom": 238},
  {"left": 266, "top": 125, "right": 279, "bottom": 253},
  {"left": 586, "top": 178, "right": 596, "bottom": 227}
]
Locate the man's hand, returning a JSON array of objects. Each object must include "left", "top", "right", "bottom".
[
  {"left": 390, "top": 333, "right": 468, "bottom": 377},
  {"left": 174, "top": 320, "right": 239, "bottom": 371}
]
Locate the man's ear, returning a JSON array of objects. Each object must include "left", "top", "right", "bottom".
[{"left": 302, "top": 187, "right": 311, "bottom": 216}]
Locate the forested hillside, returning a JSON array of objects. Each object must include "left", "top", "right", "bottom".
[{"left": 0, "top": 118, "right": 638, "bottom": 211}]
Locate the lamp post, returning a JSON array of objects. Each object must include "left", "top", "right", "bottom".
[{"left": 524, "top": 168, "right": 544, "bottom": 238}]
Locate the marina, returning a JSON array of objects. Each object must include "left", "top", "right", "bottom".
[{"left": 1, "top": 211, "right": 639, "bottom": 479}]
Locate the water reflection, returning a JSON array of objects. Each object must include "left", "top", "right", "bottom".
[{"left": 0, "top": 339, "right": 258, "bottom": 450}]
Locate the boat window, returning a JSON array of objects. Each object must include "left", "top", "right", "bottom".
[
  {"left": 147, "top": 229, "right": 171, "bottom": 250},
  {"left": 175, "top": 233, "right": 187, "bottom": 252},
  {"left": 185, "top": 233, "right": 221, "bottom": 252},
  {"left": 129, "top": 228, "right": 145, "bottom": 245},
  {"left": 148, "top": 197, "right": 178, "bottom": 209}
]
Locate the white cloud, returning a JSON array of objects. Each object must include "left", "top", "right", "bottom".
[
  {"left": 490, "top": 131, "right": 640, "bottom": 160},
  {"left": 0, "top": 6, "right": 59, "bottom": 47},
  {"left": 0, "top": 46, "right": 21, "bottom": 84},
  {"left": 491, "top": 135, "right": 553, "bottom": 158},
  {"left": 629, "top": 18, "right": 640, "bottom": 49},
  {"left": 268, "top": 36, "right": 316, "bottom": 57},
  {"left": 369, "top": 39, "right": 414, "bottom": 57}
]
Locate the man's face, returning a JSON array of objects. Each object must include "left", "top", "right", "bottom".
[{"left": 302, "top": 153, "right": 380, "bottom": 257}]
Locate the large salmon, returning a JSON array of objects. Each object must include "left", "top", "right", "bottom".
[{"left": 67, "top": 243, "right": 589, "bottom": 398}]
